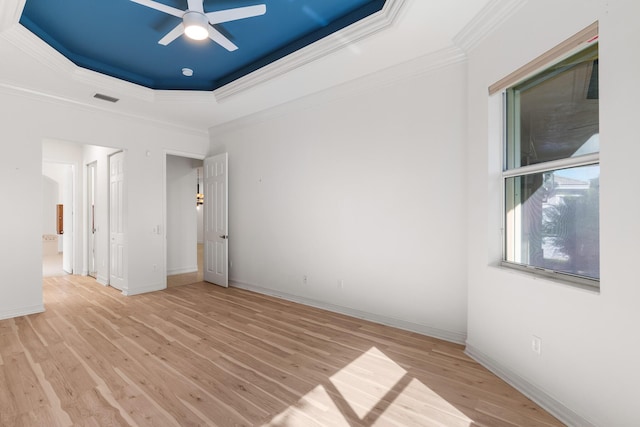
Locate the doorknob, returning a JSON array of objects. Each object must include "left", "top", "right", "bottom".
[{"left": 219, "top": 235, "right": 228, "bottom": 239}]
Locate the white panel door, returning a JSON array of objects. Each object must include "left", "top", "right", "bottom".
[
  {"left": 203, "top": 153, "right": 228, "bottom": 287},
  {"left": 109, "top": 152, "right": 126, "bottom": 291}
]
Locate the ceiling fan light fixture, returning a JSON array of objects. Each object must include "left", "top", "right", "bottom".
[{"left": 183, "top": 11, "right": 209, "bottom": 41}]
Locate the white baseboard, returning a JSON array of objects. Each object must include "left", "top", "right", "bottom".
[
  {"left": 167, "top": 266, "right": 198, "bottom": 276},
  {"left": 230, "top": 279, "right": 466, "bottom": 345},
  {"left": 0, "top": 304, "right": 45, "bottom": 321},
  {"left": 96, "top": 274, "right": 109, "bottom": 286},
  {"left": 465, "top": 344, "right": 596, "bottom": 427},
  {"left": 122, "top": 282, "right": 166, "bottom": 296}
]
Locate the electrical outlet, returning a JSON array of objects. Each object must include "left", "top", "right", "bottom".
[
  {"left": 338, "top": 280, "right": 344, "bottom": 289},
  {"left": 532, "top": 336, "right": 542, "bottom": 355}
]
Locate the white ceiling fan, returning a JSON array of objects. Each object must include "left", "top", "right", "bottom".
[{"left": 130, "top": 0, "right": 266, "bottom": 51}]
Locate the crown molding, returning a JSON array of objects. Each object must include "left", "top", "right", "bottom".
[
  {"left": 5, "top": 25, "right": 227, "bottom": 110},
  {"left": 0, "top": 80, "right": 208, "bottom": 137},
  {"left": 453, "top": 0, "right": 527, "bottom": 53},
  {"left": 210, "top": 45, "right": 466, "bottom": 136},
  {"left": 0, "top": 0, "right": 24, "bottom": 33},
  {"left": 72, "top": 67, "right": 155, "bottom": 103},
  {"left": 3, "top": 1, "right": 408, "bottom": 106},
  {"left": 213, "top": 0, "right": 408, "bottom": 102},
  {"left": 1, "top": 22, "right": 218, "bottom": 125},
  {"left": 2, "top": 24, "right": 76, "bottom": 75},
  {"left": 2, "top": 25, "right": 158, "bottom": 103},
  {"left": 154, "top": 90, "right": 216, "bottom": 104}
]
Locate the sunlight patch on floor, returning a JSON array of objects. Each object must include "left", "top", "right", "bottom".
[
  {"left": 264, "top": 347, "right": 474, "bottom": 426},
  {"left": 372, "top": 378, "right": 473, "bottom": 426},
  {"left": 264, "top": 384, "right": 350, "bottom": 427},
  {"left": 329, "top": 346, "right": 407, "bottom": 419}
]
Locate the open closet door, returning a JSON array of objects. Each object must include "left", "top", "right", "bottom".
[
  {"left": 203, "top": 153, "right": 228, "bottom": 287},
  {"left": 109, "top": 151, "right": 127, "bottom": 291}
]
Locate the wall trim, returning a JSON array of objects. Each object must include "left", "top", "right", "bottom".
[
  {"left": 0, "top": 303, "right": 45, "bottom": 321},
  {"left": 230, "top": 279, "right": 466, "bottom": 345},
  {"left": 210, "top": 45, "right": 466, "bottom": 136},
  {"left": 213, "top": 0, "right": 407, "bottom": 101},
  {"left": 167, "top": 266, "right": 198, "bottom": 276},
  {"left": 453, "top": 0, "right": 528, "bottom": 53},
  {"left": 122, "top": 283, "right": 165, "bottom": 296},
  {"left": 96, "top": 274, "right": 109, "bottom": 286},
  {"left": 465, "top": 344, "right": 597, "bottom": 427}
]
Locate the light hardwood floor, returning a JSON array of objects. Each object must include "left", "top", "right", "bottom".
[{"left": 0, "top": 276, "right": 564, "bottom": 427}]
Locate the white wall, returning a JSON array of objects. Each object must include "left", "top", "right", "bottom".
[
  {"left": 0, "top": 87, "right": 209, "bottom": 318},
  {"left": 465, "top": 0, "right": 640, "bottom": 426},
  {"left": 209, "top": 60, "right": 469, "bottom": 343},
  {"left": 166, "top": 155, "right": 198, "bottom": 275},
  {"left": 0, "top": 94, "right": 44, "bottom": 318}
]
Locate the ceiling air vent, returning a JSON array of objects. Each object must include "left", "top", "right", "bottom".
[{"left": 93, "top": 93, "right": 119, "bottom": 103}]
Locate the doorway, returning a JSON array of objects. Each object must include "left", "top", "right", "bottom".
[
  {"left": 42, "top": 161, "right": 74, "bottom": 277},
  {"left": 42, "top": 139, "right": 124, "bottom": 288},
  {"left": 165, "top": 154, "right": 204, "bottom": 288}
]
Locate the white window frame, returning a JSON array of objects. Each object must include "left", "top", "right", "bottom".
[{"left": 493, "top": 23, "right": 600, "bottom": 289}]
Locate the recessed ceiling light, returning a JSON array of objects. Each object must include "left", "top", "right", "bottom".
[{"left": 182, "top": 68, "right": 194, "bottom": 77}]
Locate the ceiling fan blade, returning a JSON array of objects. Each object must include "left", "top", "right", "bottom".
[
  {"left": 130, "top": 0, "right": 184, "bottom": 18},
  {"left": 207, "top": 25, "right": 238, "bottom": 51},
  {"left": 158, "top": 23, "right": 185, "bottom": 45},
  {"left": 206, "top": 4, "right": 266, "bottom": 24},
  {"left": 186, "top": 0, "right": 204, "bottom": 13}
]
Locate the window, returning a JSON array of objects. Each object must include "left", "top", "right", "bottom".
[{"left": 501, "top": 40, "right": 599, "bottom": 287}]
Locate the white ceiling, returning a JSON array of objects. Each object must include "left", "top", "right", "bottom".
[{"left": 0, "top": 0, "right": 496, "bottom": 132}]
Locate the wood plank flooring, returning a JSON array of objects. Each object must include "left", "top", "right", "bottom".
[{"left": 0, "top": 276, "right": 564, "bottom": 426}]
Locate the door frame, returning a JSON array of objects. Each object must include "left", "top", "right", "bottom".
[
  {"left": 86, "top": 161, "right": 98, "bottom": 278},
  {"left": 61, "top": 164, "right": 74, "bottom": 274},
  {"left": 162, "top": 150, "right": 206, "bottom": 289}
]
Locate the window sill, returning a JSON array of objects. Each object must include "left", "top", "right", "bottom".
[{"left": 497, "top": 261, "right": 600, "bottom": 294}]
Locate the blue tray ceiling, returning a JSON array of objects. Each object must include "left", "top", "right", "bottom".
[{"left": 20, "top": 0, "right": 385, "bottom": 91}]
